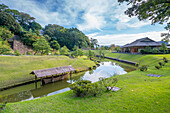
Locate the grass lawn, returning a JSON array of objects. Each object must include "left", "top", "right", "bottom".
[
  {"left": 0, "top": 55, "right": 95, "bottom": 89},
  {"left": 2, "top": 53, "right": 170, "bottom": 113}
]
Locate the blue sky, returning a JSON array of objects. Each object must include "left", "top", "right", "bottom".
[{"left": 1, "top": 0, "right": 167, "bottom": 45}]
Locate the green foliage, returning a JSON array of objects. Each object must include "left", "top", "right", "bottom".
[
  {"left": 135, "top": 63, "right": 139, "bottom": 67},
  {"left": 163, "top": 57, "right": 168, "bottom": 63},
  {"left": 54, "top": 51, "right": 60, "bottom": 55},
  {"left": 0, "top": 12, "right": 21, "bottom": 34},
  {"left": 88, "top": 49, "right": 95, "bottom": 59},
  {"left": 50, "top": 40, "right": 60, "bottom": 50},
  {"left": 90, "top": 38, "right": 98, "bottom": 49},
  {"left": 69, "top": 78, "right": 117, "bottom": 97},
  {"left": 0, "top": 27, "right": 14, "bottom": 40},
  {"left": 0, "top": 45, "right": 11, "bottom": 54},
  {"left": 33, "top": 37, "right": 51, "bottom": 55},
  {"left": 160, "top": 43, "right": 168, "bottom": 53},
  {"left": 69, "top": 80, "right": 92, "bottom": 97},
  {"left": 60, "top": 46, "right": 70, "bottom": 55},
  {"left": 118, "top": 0, "right": 170, "bottom": 30},
  {"left": 26, "top": 51, "right": 32, "bottom": 55},
  {"left": 20, "top": 31, "right": 40, "bottom": 46},
  {"left": 99, "top": 77, "right": 118, "bottom": 91},
  {"left": 140, "top": 65, "right": 148, "bottom": 71},
  {"left": 155, "top": 65, "right": 161, "bottom": 70},
  {"left": 14, "top": 50, "right": 21, "bottom": 56},
  {"left": 43, "top": 24, "right": 90, "bottom": 50},
  {"left": 71, "top": 48, "right": 84, "bottom": 58},
  {"left": 114, "top": 46, "right": 121, "bottom": 52}
]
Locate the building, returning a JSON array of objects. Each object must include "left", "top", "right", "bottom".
[{"left": 121, "top": 37, "right": 162, "bottom": 53}]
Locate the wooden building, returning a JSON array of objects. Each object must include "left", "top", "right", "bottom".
[
  {"left": 121, "top": 37, "right": 162, "bottom": 53},
  {"left": 30, "top": 65, "right": 75, "bottom": 86}
]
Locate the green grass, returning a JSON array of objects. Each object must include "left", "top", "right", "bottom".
[
  {"left": 0, "top": 55, "right": 95, "bottom": 89},
  {"left": 2, "top": 53, "right": 170, "bottom": 113}
]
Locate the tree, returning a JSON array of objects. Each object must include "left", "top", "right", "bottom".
[
  {"left": 118, "top": 0, "right": 170, "bottom": 41},
  {"left": 90, "top": 38, "right": 98, "bottom": 49},
  {"left": 88, "top": 49, "right": 95, "bottom": 59},
  {"left": 114, "top": 46, "right": 121, "bottom": 52},
  {"left": 60, "top": 46, "right": 70, "bottom": 55},
  {"left": 0, "top": 27, "right": 14, "bottom": 40},
  {"left": 160, "top": 43, "right": 168, "bottom": 53},
  {"left": 50, "top": 40, "right": 60, "bottom": 51},
  {"left": 110, "top": 44, "right": 116, "bottom": 51},
  {"left": 20, "top": 31, "right": 40, "bottom": 46},
  {"left": 43, "top": 25, "right": 90, "bottom": 50},
  {"left": 0, "top": 45, "right": 10, "bottom": 54},
  {"left": 33, "top": 37, "right": 51, "bottom": 55},
  {"left": 0, "top": 12, "right": 21, "bottom": 34}
]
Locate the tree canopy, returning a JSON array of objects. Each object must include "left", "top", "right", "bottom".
[
  {"left": 43, "top": 24, "right": 90, "bottom": 50},
  {"left": 118, "top": 0, "right": 170, "bottom": 42}
]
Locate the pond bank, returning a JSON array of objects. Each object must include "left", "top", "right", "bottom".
[
  {"left": 0, "top": 56, "right": 96, "bottom": 90},
  {"left": 3, "top": 54, "right": 170, "bottom": 113}
]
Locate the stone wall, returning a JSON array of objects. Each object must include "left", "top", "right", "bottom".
[{"left": 12, "top": 35, "right": 34, "bottom": 55}]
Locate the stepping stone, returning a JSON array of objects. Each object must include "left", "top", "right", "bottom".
[
  {"left": 147, "top": 74, "right": 161, "bottom": 77},
  {"left": 111, "top": 86, "right": 121, "bottom": 92}
]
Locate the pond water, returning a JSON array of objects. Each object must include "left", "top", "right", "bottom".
[{"left": 0, "top": 61, "right": 135, "bottom": 103}]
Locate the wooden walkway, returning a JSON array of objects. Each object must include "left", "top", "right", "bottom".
[{"left": 96, "top": 55, "right": 136, "bottom": 65}]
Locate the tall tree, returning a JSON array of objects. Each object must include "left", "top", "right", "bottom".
[
  {"left": 33, "top": 37, "right": 51, "bottom": 55},
  {"left": 118, "top": 0, "right": 170, "bottom": 41},
  {"left": 0, "top": 12, "right": 21, "bottom": 34},
  {"left": 50, "top": 40, "right": 60, "bottom": 51}
]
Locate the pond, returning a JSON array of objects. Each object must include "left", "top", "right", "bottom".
[{"left": 0, "top": 61, "right": 135, "bottom": 103}]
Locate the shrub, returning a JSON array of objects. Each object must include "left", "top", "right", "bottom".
[
  {"left": 75, "top": 69, "right": 79, "bottom": 73},
  {"left": 158, "top": 62, "right": 163, "bottom": 67},
  {"left": 93, "top": 65, "right": 97, "bottom": 68},
  {"left": 135, "top": 63, "right": 139, "bottom": 67},
  {"left": 140, "top": 65, "right": 148, "bottom": 71},
  {"left": 163, "top": 57, "right": 168, "bottom": 63},
  {"left": 99, "top": 77, "right": 118, "bottom": 91},
  {"left": 89, "top": 66, "right": 92, "bottom": 70},
  {"left": 69, "top": 80, "right": 92, "bottom": 97},
  {"left": 69, "top": 78, "right": 118, "bottom": 97},
  {"left": 155, "top": 66, "right": 161, "bottom": 70},
  {"left": 27, "top": 51, "right": 32, "bottom": 55},
  {"left": 14, "top": 50, "right": 21, "bottom": 56}
]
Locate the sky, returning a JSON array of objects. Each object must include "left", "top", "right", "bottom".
[{"left": 1, "top": 0, "right": 167, "bottom": 46}]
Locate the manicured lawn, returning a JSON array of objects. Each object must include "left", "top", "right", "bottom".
[
  {"left": 0, "top": 55, "right": 95, "bottom": 89},
  {"left": 3, "top": 53, "right": 170, "bottom": 113}
]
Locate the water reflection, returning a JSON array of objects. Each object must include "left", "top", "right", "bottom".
[{"left": 0, "top": 61, "right": 135, "bottom": 103}]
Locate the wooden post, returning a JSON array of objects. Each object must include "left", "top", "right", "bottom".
[
  {"left": 35, "top": 76, "right": 37, "bottom": 88},
  {"left": 51, "top": 76, "right": 54, "bottom": 83},
  {"left": 70, "top": 72, "right": 72, "bottom": 79},
  {"left": 41, "top": 77, "right": 43, "bottom": 86}
]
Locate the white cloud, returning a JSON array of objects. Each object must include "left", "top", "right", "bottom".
[
  {"left": 2, "top": 0, "right": 152, "bottom": 30},
  {"left": 87, "top": 31, "right": 167, "bottom": 46}
]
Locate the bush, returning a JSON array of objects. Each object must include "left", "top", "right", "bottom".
[
  {"left": 27, "top": 51, "right": 32, "bottom": 55},
  {"left": 163, "top": 57, "right": 168, "bottom": 63},
  {"left": 69, "top": 80, "right": 92, "bottom": 97},
  {"left": 69, "top": 77, "right": 118, "bottom": 97},
  {"left": 135, "top": 63, "right": 139, "bottom": 67},
  {"left": 155, "top": 66, "right": 161, "bottom": 70},
  {"left": 14, "top": 50, "right": 21, "bottom": 56},
  {"left": 75, "top": 69, "right": 79, "bottom": 73},
  {"left": 158, "top": 62, "right": 163, "bottom": 67},
  {"left": 89, "top": 66, "right": 93, "bottom": 70},
  {"left": 99, "top": 77, "right": 118, "bottom": 91},
  {"left": 140, "top": 65, "right": 148, "bottom": 71}
]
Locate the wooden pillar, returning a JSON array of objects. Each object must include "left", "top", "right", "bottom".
[
  {"left": 35, "top": 76, "right": 37, "bottom": 88},
  {"left": 51, "top": 75, "right": 54, "bottom": 83},
  {"left": 41, "top": 77, "right": 43, "bottom": 86},
  {"left": 70, "top": 72, "right": 72, "bottom": 79},
  {"left": 62, "top": 74, "right": 63, "bottom": 80}
]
